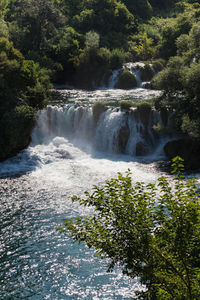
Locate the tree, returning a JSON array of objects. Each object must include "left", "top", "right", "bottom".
[
  {"left": 0, "top": 0, "right": 8, "bottom": 18},
  {"left": 122, "top": 0, "right": 152, "bottom": 19},
  {"left": 0, "top": 37, "right": 51, "bottom": 160},
  {"left": 8, "top": 0, "right": 65, "bottom": 52},
  {"left": 70, "top": 0, "right": 135, "bottom": 49},
  {"left": 134, "top": 32, "right": 154, "bottom": 60},
  {"left": 58, "top": 157, "right": 200, "bottom": 299},
  {"left": 85, "top": 31, "right": 100, "bottom": 49}
]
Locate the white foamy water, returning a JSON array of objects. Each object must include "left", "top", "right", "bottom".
[
  {"left": 55, "top": 87, "right": 162, "bottom": 104},
  {"left": 0, "top": 86, "right": 167, "bottom": 299},
  {"left": 0, "top": 132, "right": 162, "bottom": 299}
]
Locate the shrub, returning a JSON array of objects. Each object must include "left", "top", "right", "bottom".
[
  {"left": 115, "top": 70, "right": 137, "bottom": 89},
  {"left": 0, "top": 105, "right": 36, "bottom": 160},
  {"left": 151, "top": 61, "right": 183, "bottom": 92},
  {"left": 85, "top": 31, "right": 100, "bottom": 49},
  {"left": 58, "top": 157, "right": 200, "bottom": 299},
  {"left": 92, "top": 101, "right": 107, "bottom": 124},
  {"left": 176, "top": 34, "right": 190, "bottom": 56},
  {"left": 151, "top": 59, "right": 166, "bottom": 73},
  {"left": 119, "top": 100, "right": 133, "bottom": 110},
  {"left": 133, "top": 32, "right": 154, "bottom": 60},
  {"left": 181, "top": 114, "right": 200, "bottom": 139},
  {"left": 74, "top": 47, "right": 112, "bottom": 88},
  {"left": 136, "top": 101, "right": 152, "bottom": 112},
  {"left": 181, "top": 62, "right": 200, "bottom": 98}
]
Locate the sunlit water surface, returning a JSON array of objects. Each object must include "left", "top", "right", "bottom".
[
  {"left": 53, "top": 87, "right": 162, "bottom": 104},
  {"left": 1, "top": 87, "right": 193, "bottom": 299}
]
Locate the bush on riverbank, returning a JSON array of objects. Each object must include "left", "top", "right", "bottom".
[{"left": 59, "top": 157, "right": 200, "bottom": 299}]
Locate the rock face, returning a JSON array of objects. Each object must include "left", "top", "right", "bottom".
[
  {"left": 164, "top": 139, "right": 200, "bottom": 170},
  {"left": 136, "top": 103, "right": 152, "bottom": 127},
  {"left": 118, "top": 120, "right": 130, "bottom": 153},
  {"left": 92, "top": 102, "right": 107, "bottom": 124},
  {"left": 136, "top": 141, "right": 148, "bottom": 156},
  {"left": 0, "top": 107, "right": 35, "bottom": 161}
]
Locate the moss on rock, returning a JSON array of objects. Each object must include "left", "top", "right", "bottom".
[
  {"left": 115, "top": 70, "right": 137, "bottom": 89},
  {"left": 92, "top": 101, "right": 107, "bottom": 124}
]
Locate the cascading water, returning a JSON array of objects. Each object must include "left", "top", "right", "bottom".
[
  {"left": 124, "top": 62, "right": 144, "bottom": 87},
  {"left": 108, "top": 69, "right": 123, "bottom": 88},
  {"left": 33, "top": 104, "right": 164, "bottom": 158},
  {"left": 108, "top": 62, "right": 156, "bottom": 89}
]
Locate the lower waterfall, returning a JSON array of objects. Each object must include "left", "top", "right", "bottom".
[
  {"left": 32, "top": 104, "right": 166, "bottom": 158},
  {"left": 0, "top": 94, "right": 174, "bottom": 299}
]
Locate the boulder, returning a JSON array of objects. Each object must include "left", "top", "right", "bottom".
[
  {"left": 164, "top": 138, "right": 200, "bottom": 170},
  {"left": 136, "top": 141, "right": 147, "bottom": 156}
]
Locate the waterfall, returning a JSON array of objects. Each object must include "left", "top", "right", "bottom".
[
  {"left": 108, "top": 62, "right": 156, "bottom": 89},
  {"left": 124, "top": 62, "right": 145, "bottom": 87},
  {"left": 108, "top": 68, "right": 123, "bottom": 88},
  {"left": 32, "top": 104, "right": 167, "bottom": 157}
]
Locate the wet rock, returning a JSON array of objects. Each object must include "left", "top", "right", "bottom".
[
  {"left": 118, "top": 122, "right": 130, "bottom": 153},
  {"left": 164, "top": 138, "right": 200, "bottom": 170},
  {"left": 160, "top": 108, "right": 169, "bottom": 127},
  {"left": 141, "top": 82, "right": 152, "bottom": 89},
  {"left": 92, "top": 102, "right": 107, "bottom": 124},
  {"left": 136, "top": 102, "right": 152, "bottom": 127},
  {"left": 136, "top": 141, "right": 148, "bottom": 156}
]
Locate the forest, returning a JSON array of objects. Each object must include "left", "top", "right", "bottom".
[{"left": 1, "top": 0, "right": 200, "bottom": 164}]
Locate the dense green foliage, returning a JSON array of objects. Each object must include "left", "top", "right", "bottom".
[
  {"left": 59, "top": 157, "right": 200, "bottom": 299},
  {"left": 3, "top": 0, "right": 196, "bottom": 85},
  {"left": 0, "top": 37, "right": 51, "bottom": 160},
  {"left": 1, "top": 0, "right": 199, "bottom": 295},
  {"left": 1, "top": 0, "right": 200, "bottom": 159}
]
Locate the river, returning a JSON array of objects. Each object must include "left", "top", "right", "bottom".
[{"left": 0, "top": 86, "right": 172, "bottom": 299}]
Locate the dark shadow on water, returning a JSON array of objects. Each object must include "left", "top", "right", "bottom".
[
  {"left": 0, "top": 149, "right": 41, "bottom": 179},
  {"left": 0, "top": 136, "right": 169, "bottom": 179}
]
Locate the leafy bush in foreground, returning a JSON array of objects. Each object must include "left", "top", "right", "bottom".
[{"left": 58, "top": 157, "right": 200, "bottom": 299}]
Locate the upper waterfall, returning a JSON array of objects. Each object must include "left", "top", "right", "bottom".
[{"left": 107, "top": 62, "right": 156, "bottom": 89}]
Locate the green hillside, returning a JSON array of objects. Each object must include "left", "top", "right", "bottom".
[{"left": 1, "top": 0, "right": 200, "bottom": 162}]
